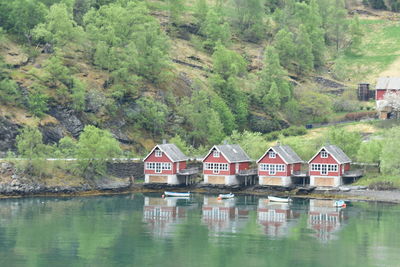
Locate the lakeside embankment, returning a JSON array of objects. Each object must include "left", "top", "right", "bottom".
[
  {"left": 0, "top": 160, "right": 399, "bottom": 203},
  {"left": 1, "top": 177, "right": 400, "bottom": 204}
]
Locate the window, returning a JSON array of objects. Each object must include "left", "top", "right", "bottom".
[
  {"left": 205, "top": 163, "right": 228, "bottom": 172},
  {"left": 260, "top": 164, "right": 268, "bottom": 171},
  {"left": 213, "top": 150, "right": 220, "bottom": 157},
  {"left": 321, "top": 150, "right": 328, "bottom": 158},
  {"left": 328, "top": 164, "right": 338, "bottom": 172},
  {"left": 311, "top": 164, "right": 322, "bottom": 171},
  {"left": 269, "top": 151, "right": 276, "bottom": 158},
  {"left": 146, "top": 162, "right": 155, "bottom": 170},
  {"left": 311, "top": 164, "right": 338, "bottom": 174},
  {"left": 259, "top": 164, "right": 285, "bottom": 174},
  {"left": 162, "top": 163, "right": 171, "bottom": 170},
  {"left": 155, "top": 163, "right": 162, "bottom": 173},
  {"left": 155, "top": 150, "right": 162, "bottom": 157},
  {"left": 146, "top": 162, "right": 171, "bottom": 171}
]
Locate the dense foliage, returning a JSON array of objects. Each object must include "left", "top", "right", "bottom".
[{"left": 0, "top": 0, "right": 380, "bottom": 158}]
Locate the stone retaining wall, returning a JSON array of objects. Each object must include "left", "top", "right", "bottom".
[{"left": 107, "top": 162, "right": 144, "bottom": 179}]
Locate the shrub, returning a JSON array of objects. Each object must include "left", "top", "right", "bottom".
[{"left": 344, "top": 111, "right": 376, "bottom": 121}]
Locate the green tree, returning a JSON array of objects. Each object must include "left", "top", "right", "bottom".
[
  {"left": 211, "top": 44, "right": 248, "bottom": 127},
  {"left": 295, "top": 24, "right": 314, "bottom": 74},
  {"left": 327, "top": 0, "right": 348, "bottom": 51},
  {"left": 194, "top": 0, "right": 208, "bottom": 26},
  {"left": 274, "top": 28, "right": 296, "bottom": 70},
  {"left": 201, "top": 9, "right": 231, "bottom": 51},
  {"left": 28, "top": 85, "right": 49, "bottom": 118},
  {"left": 16, "top": 126, "right": 46, "bottom": 159},
  {"left": 348, "top": 15, "right": 363, "bottom": 53},
  {"left": 211, "top": 43, "right": 247, "bottom": 79},
  {"left": 15, "top": 126, "right": 51, "bottom": 177},
  {"left": 76, "top": 125, "right": 122, "bottom": 178},
  {"left": 357, "top": 139, "right": 382, "bottom": 165},
  {"left": 57, "top": 136, "right": 77, "bottom": 157},
  {"left": 255, "top": 46, "right": 291, "bottom": 107},
  {"left": 380, "top": 127, "right": 400, "bottom": 175},
  {"left": 33, "top": 3, "right": 84, "bottom": 46},
  {"left": 210, "top": 94, "right": 237, "bottom": 135},
  {"left": 84, "top": 1, "right": 170, "bottom": 84},
  {"left": 298, "top": 90, "right": 332, "bottom": 122},
  {"left": 0, "top": 78, "right": 20, "bottom": 105},
  {"left": 207, "top": 110, "right": 225, "bottom": 145},
  {"left": 263, "top": 81, "right": 281, "bottom": 111},
  {"left": 128, "top": 97, "right": 168, "bottom": 137},
  {"left": 229, "top": 0, "right": 266, "bottom": 42},
  {"left": 0, "top": 0, "right": 47, "bottom": 40},
  {"left": 71, "top": 78, "right": 86, "bottom": 112},
  {"left": 43, "top": 54, "right": 71, "bottom": 87},
  {"left": 168, "top": 0, "right": 185, "bottom": 26},
  {"left": 326, "top": 128, "right": 361, "bottom": 159}
]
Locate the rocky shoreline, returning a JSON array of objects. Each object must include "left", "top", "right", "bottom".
[{"left": 1, "top": 177, "right": 400, "bottom": 204}]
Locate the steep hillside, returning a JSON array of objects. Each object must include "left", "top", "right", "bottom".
[{"left": 0, "top": 0, "right": 397, "bottom": 157}]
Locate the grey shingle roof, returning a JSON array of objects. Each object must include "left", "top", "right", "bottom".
[
  {"left": 214, "top": 144, "right": 251, "bottom": 163},
  {"left": 376, "top": 77, "right": 400, "bottom": 90},
  {"left": 271, "top": 145, "right": 303, "bottom": 164},
  {"left": 158, "top": 144, "right": 188, "bottom": 162},
  {"left": 322, "top": 145, "right": 351, "bottom": 164}
]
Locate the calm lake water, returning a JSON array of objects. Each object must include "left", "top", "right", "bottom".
[{"left": 1, "top": 194, "right": 400, "bottom": 267}]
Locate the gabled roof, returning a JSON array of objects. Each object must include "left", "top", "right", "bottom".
[
  {"left": 143, "top": 144, "right": 188, "bottom": 162},
  {"left": 203, "top": 144, "right": 251, "bottom": 163},
  {"left": 257, "top": 145, "right": 303, "bottom": 164},
  {"left": 308, "top": 145, "right": 351, "bottom": 164},
  {"left": 376, "top": 77, "right": 400, "bottom": 90}
]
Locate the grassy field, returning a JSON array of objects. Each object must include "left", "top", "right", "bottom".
[{"left": 333, "top": 18, "right": 400, "bottom": 84}]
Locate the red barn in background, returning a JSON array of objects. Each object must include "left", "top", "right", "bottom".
[
  {"left": 308, "top": 145, "right": 351, "bottom": 187},
  {"left": 202, "top": 144, "right": 251, "bottom": 185}
]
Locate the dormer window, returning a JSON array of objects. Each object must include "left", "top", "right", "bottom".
[
  {"left": 155, "top": 150, "right": 162, "bottom": 157},
  {"left": 269, "top": 151, "right": 276, "bottom": 158},
  {"left": 321, "top": 150, "right": 328, "bottom": 158},
  {"left": 213, "top": 150, "right": 220, "bottom": 157}
]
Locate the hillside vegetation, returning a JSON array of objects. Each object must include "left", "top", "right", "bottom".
[{"left": 0, "top": 0, "right": 398, "bottom": 161}]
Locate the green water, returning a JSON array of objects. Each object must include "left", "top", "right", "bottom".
[{"left": 1, "top": 194, "right": 400, "bottom": 267}]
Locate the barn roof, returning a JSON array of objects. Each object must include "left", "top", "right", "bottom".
[
  {"left": 203, "top": 144, "right": 251, "bottom": 163},
  {"left": 376, "top": 77, "right": 400, "bottom": 90},
  {"left": 257, "top": 145, "right": 303, "bottom": 164},
  {"left": 143, "top": 144, "right": 188, "bottom": 162},
  {"left": 308, "top": 145, "right": 351, "bottom": 164}
]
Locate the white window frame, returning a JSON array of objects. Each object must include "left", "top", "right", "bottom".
[
  {"left": 213, "top": 150, "right": 220, "bottom": 158},
  {"left": 321, "top": 164, "right": 327, "bottom": 175},
  {"left": 321, "top": 150, "right": 328, "bottom": 158},
  {"left": 269, "top": 165, "right": 276, "bottom": 175},
  {"left": 213, "top": 163, "right": 220, "bottom": 174},
  {"left": 162, "top": 163, "right": 171, "bottom": 170},
  {"left": 269, "top": 151, "right": 276, "bottom": 158},
  {"left": 155, "top": 150, "right": 162, "bottom": 157},
  {"left": 155, "top": 163, "right": 162, "bottom": 173}
]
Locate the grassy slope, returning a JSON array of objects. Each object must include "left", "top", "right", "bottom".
[{"left": 334, "top": 11, "right": 400, "bottom": 84}]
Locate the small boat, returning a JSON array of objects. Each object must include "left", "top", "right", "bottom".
[
  {"left": 333, "top": 200, "right": 346, "bottom": 208},
  {"left": 218, "top": 193, "right": 235, "bottom": 199},
  {"left": 268, "top": 196, "right": 292, "bottom": 203},
  {"left": 163, "top": 191, "right": 191, "bottom": 197}
]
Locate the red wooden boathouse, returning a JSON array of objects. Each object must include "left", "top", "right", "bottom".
[
  {"left": 257, "top": 145, "right": 303, "bottom": 186},
  {"left": 202, "top": 144, "right": 252, "bottom": 185}
]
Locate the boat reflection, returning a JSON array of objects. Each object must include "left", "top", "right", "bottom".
[
  {"left": 308, "top": 199, "right": 347, "bottom": 242},
  {"left": 143, "top": 196, "right": 190, "bottom": 237},
  {"left": 257, "top": 198, "right": 300, "bottom": 238},
  {"left": 202, "top": 195, "right": 253, "bottom": 234}
]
